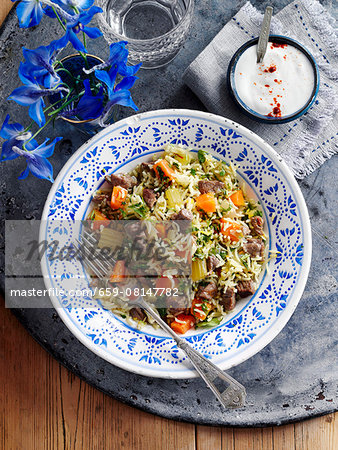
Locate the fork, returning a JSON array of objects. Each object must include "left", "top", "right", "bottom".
[{"left": 75, "top": 230, "right": 246, "bottom": 409}]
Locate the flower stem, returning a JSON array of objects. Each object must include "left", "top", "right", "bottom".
[
  {"left": 47, "top": 90, "right": 84, "bottom": 116},
  {"left": 22, "top": 116, "right": 54, "bottom": 150},
  {"left": 22, "top": 121, "right": 35, "bottom": 134},
  {"left": 51, "top": 5, "right": 66, "bottom": 31}
]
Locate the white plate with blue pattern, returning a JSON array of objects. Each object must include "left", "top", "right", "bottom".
[{"left": 40, "top": 109, "right": 311, "bottom": 379}]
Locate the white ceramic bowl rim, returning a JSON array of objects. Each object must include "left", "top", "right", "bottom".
[{"left": 40, "top": 109, "right": 312, "bottom": 379}]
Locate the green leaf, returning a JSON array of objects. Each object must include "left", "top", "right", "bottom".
[
  {"left": 190, "top": 168, "right": 196, "bottom": 176},
  {"left": 196, "top": 316, "right": 223, "bottom": 328},
  {"left": 198, "top": 150, "right": 206, "bottom": 164}
]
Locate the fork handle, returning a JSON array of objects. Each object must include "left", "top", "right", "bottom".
[{"left": 137, "top": 298, "right": 246, "bottom": 409}]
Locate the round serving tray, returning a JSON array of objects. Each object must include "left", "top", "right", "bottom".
[{"left": 0, "top": 3, "right": 337, "bottom": 426}]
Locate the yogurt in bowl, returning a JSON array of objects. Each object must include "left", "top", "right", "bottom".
[{"left": 227, "top": 36, "right": 319, "bottom": 123}]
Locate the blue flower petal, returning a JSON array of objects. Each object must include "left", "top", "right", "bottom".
[
  {"left": 77, "top": 0, "right": 95, "bottom": 9},
  {"left": 32, "top": 137, "right": 62, "bottom": 158},
  {"left": 29, "top": 98, "right": 46, "bottom": 127},
  {"left": 16, "top": 0, "right": 43, "bottom": 28},
  {"left": 117, "top": 61, "right": 142, "bottom": 76},
  {"left": 95, "top": 69, "right": 116, "bottom": 97},
  {"left": 109, "top": 90, "right": 138, "bottom": 111},
  {"left": 8, "top": 86, "right": 39, "bottom": 106},
  {"left": 68, "top": 29, "right": 87, "bottom": 53},
  {"left": 83, "top": 25, "right": 102, "bottom": 39},
  {"left": 0, "top": 115, "right": 24, "bottom": 139},
  {"left": 27, "top": 155, "right": 54, "bottom": 182},
  {"left": 115, "top": 76, "right": 138, "bottom": 92},
  {"left": 0, "top": 139, "right": 20, "bottom": 162},
  {"left": 18, "top": 166, "right": 30, "bottom": 180},
  {"left": 78, "top": 6, "right": 102, "bottom": 25},
  {"left": 108, "top": 41, "right": 129, "bottom": 66}
]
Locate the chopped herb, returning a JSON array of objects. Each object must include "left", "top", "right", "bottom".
[
  {"left": 196, "top": 316, "right": 223, "bottom": 328},
  {"left": 118, "top": 208, "right": 127, "bottom": 218},
  {"left": 221, "top": 205, "right": 232, "bottom": 214},
  {"left": 89, "top": 210, "right": 95, "bottom": 220},
  {"left": 190, "top": 168, "right": 196, "bottom": 176},
  {"left": 253, "top": 210, "right": 263, "bottom": 217},
  {"left": 241, "top": 256, "right": 249, "bottom": 269},
  {"left": 201, "top": 302, "right": 208, "bottom": 313},
  {"left": 219, "top": 170, "right": 225, "bottom": 177},
  {"left": 172, "top": 161, "right": 180, "bottom": 169},
  {"left": 198, "top": 150, "right": 206, "bottom": 164},
  {"left": 156, "top": 165, "right": 166, "bottom": 181},
  {"left": 120, "top": 314, "right": 126, "bottom": 319},
  {"left": 130, "top": 202, "right": 148, "bottom": 218},
  {"left": 220, "top": 251, "right": 227, "bottom": 260},
  {"left": 157, "top": 308, "right": 167, "bottom": 318}
]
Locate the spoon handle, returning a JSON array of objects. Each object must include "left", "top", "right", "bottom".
[
  {"left": 257, "top": 6, "right": 273, "bottom": 63},
  {"left": 137, "top": 297, "right": 246, "bottom": 409}
]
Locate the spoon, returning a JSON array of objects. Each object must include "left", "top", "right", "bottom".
[{"left": 256, "top": 6, "right": 273, "bottom": 63}]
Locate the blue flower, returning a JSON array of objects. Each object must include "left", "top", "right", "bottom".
[
  {"left": 13, "top": 0, "right": 45, "bottom": 28},
  {"left": 54, "top": 0, "right": 95, "bottom": 11},
  {"left": 15, "top": 137, "right": 62, "bottom": 182},
  {"left": 95, "top": 67, "right": 138, "bottom": 126},
  {"left": 0, "top": 119, "right": 62, "bottom": 182},
  {"left": 50, "top": 5, "right": 102, "bottom": 53},
  {"left": 0, "top": 115, "right": 36, "bottom": 161},
  {"left": 8, "top": 63, "right": 68, "bottom": 127},
  {"left": 21, "top": 40, "right": 64, "bottom": 88},
  {"left": 85, "top": 41, "right": 142, "bottom": 76},
  {"left": 58, "top": 79, "right": 104, "bottom": 120}
]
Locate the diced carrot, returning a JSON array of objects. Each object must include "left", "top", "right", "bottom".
[
  {"left": 220, "top": 218, "right": 242, "bottom": 242},
  {"left": 90, "top": 209, "right": 110, "bottom": 230},
  {"left": 196, "top": 192, "right": 217, "bottom": 213},
  {"left": 170, "top": 314, "right": 195, "bottom": 334},
  {"left": 191, "top": 298, "right": 212, "bottom": 321},
  {"left": 229, "top": 190, "right": 245, "bottom": 207},
  {"left": 110, "top": 186, "right": 128, "bottom": 210},
  {"left": 155, "top": 223, "right": 167, "bottom": 239},
  {"left": 155, "top": 277, "right": 173, "bottom": 290},
  {"left": 153, "top": 159, "right": 176, "bottom": 181},
  {"left": 109, "top": 260, "right": 126, "bottom": 283}
]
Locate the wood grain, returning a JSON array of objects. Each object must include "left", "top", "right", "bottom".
[
  {"left": 1, "top": 304, "right": 337, "bottom": 450},
  {"left": 0, "top": 1, "right": 337, "bottom": 449}
]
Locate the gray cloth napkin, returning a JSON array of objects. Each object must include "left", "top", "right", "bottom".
[{"left": 183, "top": 0, "right": 338, "bottom": 178}]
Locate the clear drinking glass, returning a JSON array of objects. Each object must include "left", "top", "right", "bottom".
[{"left": 96, "top": 0, "right": 194, "bottom": 69}]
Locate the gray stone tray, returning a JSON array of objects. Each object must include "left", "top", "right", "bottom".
[{"left": 0, "top": 2, "right": 337, "bottom": 426}]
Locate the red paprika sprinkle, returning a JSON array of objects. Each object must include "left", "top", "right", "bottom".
[
  {"left": 264, "top": 65, "right": 277, "bottom": 73},
  {"left": 271, "top": 42, "right": 287, "bottom": 49}
]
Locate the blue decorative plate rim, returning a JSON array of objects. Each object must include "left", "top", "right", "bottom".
[{"left": 40, "top": 109, "right": 312, "bottom": 379}]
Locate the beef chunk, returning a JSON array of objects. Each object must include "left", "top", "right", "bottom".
[
  {"left": 168, "top": 307, "right": 190, "bottom": 316},
  {"left": 92, "top": 192, "right": 111, "bottom": 203},
  {"left": 207, "top": 255, "right": 219, "bottom": 272},
  {"left": 138, "top": 162, "right": 155, "bottom": 181},
  {"left": 250, "top": 216, "right": 264, "bottom": 235},
  {"left": 171, "top": 209, "right": 193, "bottom": 221},
  {"left": 198, "top": 180, "right": 225, "bottom": 194},
  {"left": 130, "top": 307, "right": 146, "bottom": 321},
  {"left": 219, "top": 287, "right": 236, "bottom": 311},
  {"left": 107, "top": 173, "right": 137, "bottom": 190},
  {"left": 242, "top": 238, "right": 265, "bottom": 258},
  {"left": 140, "top": 162, "right": 154, "bottom": 173},
  {"left": 143, "top": 188, "right": 157, "bottom": 209},
  {"left": 196, "top": 281, "right": 217, "bottom": 301},
  {"left": 237, "top": 280, "right": 255, "bottom": 298}
]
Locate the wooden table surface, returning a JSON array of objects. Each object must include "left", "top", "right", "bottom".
[{"left": 0, "top": 2, "right": 336, "bottom": 449}]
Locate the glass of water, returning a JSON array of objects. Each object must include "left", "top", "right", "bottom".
[{"left": 96, "top": 0, "right": 194, "bottom": 69}]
